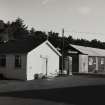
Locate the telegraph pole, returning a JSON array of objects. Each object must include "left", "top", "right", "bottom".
[
  {"left": 46, "top": 32, "right": 49, "bottom": 41},
  {"left": 61, "top": 28, "right": 64, "bottom": 75}
]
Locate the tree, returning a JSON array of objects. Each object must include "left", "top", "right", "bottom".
[
  {"left": 29, "top": 27, "right": 36, "bottom": 36},
  {"left": 30, "top": 31, "right": 47, "bottom": 43},
  {"left": 91, "top": 39, "right": 99, "bottom": 48},
  {"left": 67, "top": 36, "right": 73, "bottom": 43},
  {"left": 48, "top": 31, "right": 60, "bottom": 48},
  {"left": 10, "top": 18, "right": 29, "bottom": 39},
  {"left": 0, "top": 20, "right": 9, "bottom": 42}
]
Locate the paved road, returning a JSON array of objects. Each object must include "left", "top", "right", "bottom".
[
  {"left": 0, "top": 76, "right": 104, "bottom": 105},
  {"left": 0, "top": 75, "right": 105, "bottom": 92}
]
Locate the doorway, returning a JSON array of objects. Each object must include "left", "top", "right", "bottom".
[
  {"left": 64, "top": 56, "right": 72, "bottom": 75},
  {"left": 41, "top": 56, "right": 48, "bottom": 76}
]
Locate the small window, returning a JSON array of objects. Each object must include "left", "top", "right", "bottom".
[
  {"left": 0, "top": 55, "right": 6, "bottom": 67},
  {"left": 88, "top": 57, "right": 93, "bottom": 65},
  {"left": 101, "top": 58, "right": 104, "bottom": 65},
  {"left": 15, "top": 55, "right": 21, "bottom": 68}
]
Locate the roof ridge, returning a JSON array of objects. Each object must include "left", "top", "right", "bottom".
[
  {"left": 70, "top": 44, "right": 105, "bottom": 56},
  {"left": 70, "top": 44, "right": 105, "bottom": 50}
]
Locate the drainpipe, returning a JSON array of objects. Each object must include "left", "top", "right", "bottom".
[
  {"left": 96, "top": 57, "right": 98, "bottom": 72},
  {"left": 46, "top": 58, "right": 48, "bottom": 77}
]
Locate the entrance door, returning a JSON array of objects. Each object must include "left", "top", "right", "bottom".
[
  {"left": 68, "top": 56, "right": 72, "bottom": 75},
  {"left": 79, "top": 55, "right": 88, "bottom": 73},
  {"left": 64, "top": 56, "right": 72, "bottom": 75},
  {"left": 41, "top": 58, "right": 46, "bottom": 75},
  {"left": 41, "top": 57, "right": 48, "bottom": 76}
]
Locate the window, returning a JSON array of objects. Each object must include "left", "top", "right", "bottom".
[
  {"left": 0, "top": 55, "right": 6, "bottom": 67},
  {"left": 88, "top": 57, "right": 96, "bottom": 65},
  {"left": 101, "top": 58, "right": 104, "bottom": 65},
  {"left": 15, "top": 55, "right": 21, "bottom": 68},
  {"left": 88, "top": 57, "right": 93, "bottom": 65}
]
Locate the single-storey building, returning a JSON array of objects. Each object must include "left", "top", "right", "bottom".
[
  {"left": 0, "top": 39, "right": 61, "bottom": 80},
  {"left": 64, "top": 44, "right": 105, "bottom": 74}
]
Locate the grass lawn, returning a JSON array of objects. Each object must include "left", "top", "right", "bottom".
[{"left": 0, "top": 75, "right": 105, "bottom": 105}]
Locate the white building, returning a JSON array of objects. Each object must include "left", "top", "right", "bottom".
[{"left": 0, "top": 39, "right": 61, "bottom": 80}]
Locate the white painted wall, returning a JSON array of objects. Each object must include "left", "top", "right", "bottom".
[
  {"left": 79, "top": 54, "right": 88, "bottom": 73},
  {"left": 0, "top": 54, "right": 27, "bottom": 80},
  {"left": 27, "top": 42, "right": 60, "bottom": 80}
]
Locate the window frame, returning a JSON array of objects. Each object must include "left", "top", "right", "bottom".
[
  {"left": 0, "top": 55, "right": 6, "bottom": 67},
  {"left": 101, "top": 57, "right": 104, "bottom": 65},
  {"left": 15, "top": 55, "right": 21, "bottom": 68}
]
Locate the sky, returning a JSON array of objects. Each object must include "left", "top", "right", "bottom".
[{"left": 0, "top": 0, "right": 105, "bottom": 41}]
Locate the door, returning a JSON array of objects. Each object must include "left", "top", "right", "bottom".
[
  {"left": 68, "top": 56, "right": 72, "bottom": 75},
  {"left": 72, "top": 54, "right": 79, "bottom": 73},
  {"left": 41, "top": 57, "right": 48, "bottom": 76},
  {"left": 64, "top": 56, "right": 72, "bottom": 75},
  {"left": 79, "top": 55, "right": 88, "bottom": 73}
]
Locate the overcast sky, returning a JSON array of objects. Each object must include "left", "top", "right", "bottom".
[{"left": 0, "top": 0, "right": 105, "bottom": 41}]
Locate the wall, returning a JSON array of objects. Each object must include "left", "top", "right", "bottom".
[
  {"left": 27, "top": 43, "right": 60, "bottom": 80},
  {"left": 0, "top": 54, "right": 27, "bottom": 80},
  {"left": 88, "top": 56, "right": 105, "bottom": 73},
  {"left": 98, "top": 57, "right": 105, "bottom": 72},
  {"left": 79, "top": 54, "right": 88, "bottom": 73}
]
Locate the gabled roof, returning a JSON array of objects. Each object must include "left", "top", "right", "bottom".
[
  {"left": 45, "top": 40, "right": 61, "bottom": 56},
  {"left": 0, "top": 38, "right": 61, "bottom": 56},
  {"left": 70, "top": 44, "right": 105, "bottom": 56}
]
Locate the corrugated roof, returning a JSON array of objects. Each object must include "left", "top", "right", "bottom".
[{"left": 70, "top": 44, "right": 105, "bottom": 56}]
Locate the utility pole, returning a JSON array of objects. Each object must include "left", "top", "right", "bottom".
[
  {"left": 61, "top": 28, "right": 64, "bottom": 75},
  {"left": 46, "top": 32, "right": 49, "bottom": 40}
]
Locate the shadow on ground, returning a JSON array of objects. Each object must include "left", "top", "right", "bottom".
[{"left": 0, "top": 85, "right": 105, "bottom": 105}]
